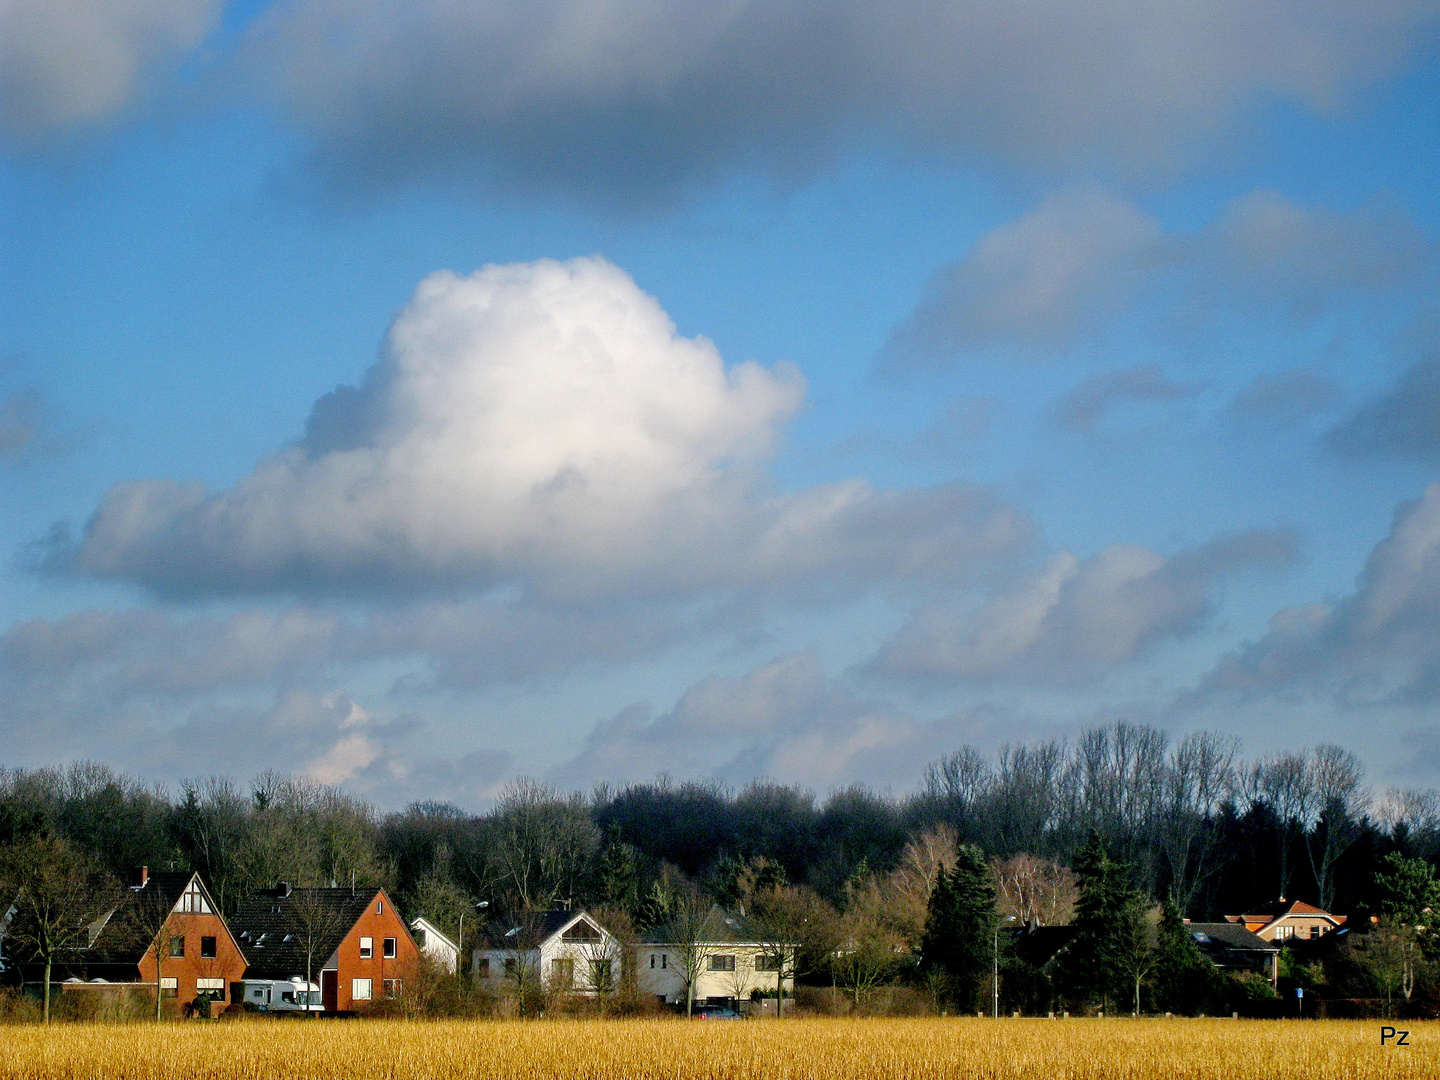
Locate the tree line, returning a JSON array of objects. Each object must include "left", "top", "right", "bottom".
[{"left": 3, "top": 722, "right": 1440, "bottom": 1014}]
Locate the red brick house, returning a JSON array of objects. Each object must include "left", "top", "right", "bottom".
[
  {"left": 26, "top": 868, "right": 247, "bottom": 1010},
  {"left": 231, "top": 885, "right": 419, "bottom": 1012},
  {"left": 1226, "top": 898, "right": 1348, "bottom": 943}
]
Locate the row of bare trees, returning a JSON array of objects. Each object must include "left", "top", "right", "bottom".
[{"left": 920, "top": 726, "right": 1392, "bottom": 912}]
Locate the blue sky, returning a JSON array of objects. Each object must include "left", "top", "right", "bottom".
[{"left": 4, "top": 1, "right": 1440, "bottom": 807}]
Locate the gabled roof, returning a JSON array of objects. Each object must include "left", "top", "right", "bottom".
[
  {"left": 477, "top": 909, "right": 611, "bottom": 950},
  {"left": 641, "top": 906, "right": 773, "bottom": 946},
  {"left": 1011, "top": 925, "right": 1078, "bottom": 969},
  {"left": 230, "top": 886, "right": 390, "bottom": 979},
  {"left": 1188, "top": 922, "right": 1279, "bottom": 955},
  {"left": 81, "top": 871, "right": 242, "bottom": 967},
  {"left": 1225, "top": 899, "right": 1347, "bottom": 932},
  {"left": 410, "top": 916, "right": 458, "bottom": 953}
]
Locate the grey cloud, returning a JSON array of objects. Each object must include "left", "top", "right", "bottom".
[
  {"left": 1050, "top": 364, "right": 1197, "bottom": 432},
  {"left": 873, "top": 528, "right": 1297, "bottom": 685},
  {"left": 1328, "top": 354, "right": 1440, "bottom": 458},
  {"left": 551, "top": 653, "right": 1011, "bottom": 791},
  {"left": 51, "top": 257, "right": 1033, "bottom": 602},
  {"left": 0, "top": 389, "right": 43, "bottom": 460},
  {"left": 0, "top": 0, "right": 221, "bottom": 142},
  {"left": 1199, "top": 483, "right": 1440, "bottom": 705},
  {"left": 1229, "top": 369, "right": 1338, "bottom": 422},
  {"left": 243, "top": 1, "right": 1438, "bottom": 204},
  {"left": 882, "top": 189, "right": 1163, "bottom": 365},
  {"left": 883, "top": 189, "right": 1437, "bottom": 368},
  {"left": 0, "top": 606, "right": 342, "bottom": 703}
]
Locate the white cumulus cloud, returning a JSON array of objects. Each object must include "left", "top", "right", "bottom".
[{"left": 58, "top": 256, "right": 1030, "bottom": 600}]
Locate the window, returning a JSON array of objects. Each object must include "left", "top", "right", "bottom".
[
  {"left": 503, "top": 958, "right": 518, "bottom": 978},
  {"left": 1310, "top": 925, "right": 1324, "bottom": 939},
  {"left": 414, "top": 928, "right": 427, "bottom": 947},
  {"left": 176, "top": 881, "right": 212, "bottom": 914},
  {"left": 661, "top": 954, "right": 667, "bottom": 969},
  {"left": 383, "top": 937, "right": 397, "bottom": 959},
  {"left": 562, "top": 919, "right": 601, "bottom": 942},
  {"left": 649, "top": 954, "right": 656, "bottom": 969},
  {"left": 1274, "top": 925, "right": 1294, "bottom": 940},
  {"left": 359, "top": 936, "right": 373, "bottom": 959},
  {"left": 168, "top": 935, "right": 185, "bottom": 958},
  {"left": 200, "top": 936, "right": 217, "bottom": 959},
  {"left": 551, "top": 958, "right": 575, "bottom": 989},
  {"left": 160, "top": 977, "right": 178, "bottom": 998},
  {"left": 709, "top": 955, "right": 736, "bottom": 972},
  {"left": 383, "top": 978, "right": 401, "bottom": 998},
  {"left": 476, "top": 958, "right": 491, "bottom": 978},
  {"left": 352, "top": 979, "right": 372, "bottom": 1001},
  {"left": 756, "top": 954, "right": 782, "bottom": 972},
  {"left": 377, "top": 901, "right": 384, "bottom": 914},
  {"left": 196, "top": 977, "right": 225, "bottom": 1000}
]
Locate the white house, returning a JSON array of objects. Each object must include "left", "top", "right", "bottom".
[
  {"left": 639, "top": 906, "right": 794, "bottom": 1009},
  {"left": 472, "top": 910, "right": 621, "bottom": 994},
  {"left": 410, "top": 916, "right": 459, "bottom": 974}
]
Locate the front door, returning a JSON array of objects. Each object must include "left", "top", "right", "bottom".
[{"left": 322, "top": 970, "right": 338, "bottom": 1012}]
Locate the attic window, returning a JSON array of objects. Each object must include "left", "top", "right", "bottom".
[
  {"left": 177, "top": 882, "right": 212, "bottom": 914},
  {"left": 377, "top": 901, "right": 384, "bottom": 914},
  {"left": 563, "top": 920, "right": 600, "bottom": 942}
]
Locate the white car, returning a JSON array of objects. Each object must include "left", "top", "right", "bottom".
[{"left": 239, "top": 978, "right": 324, "bottom": 1012}]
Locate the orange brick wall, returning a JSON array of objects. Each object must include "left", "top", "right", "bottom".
[
  {"left": 329, "top": 891, "right": 419, "bottom": 1011},
  {"left": 137, "top": 910, "right": 247, "bottom": 1005}
]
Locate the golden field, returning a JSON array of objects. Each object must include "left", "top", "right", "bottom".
[{"left": 0, "top": 1017, "right": 1435, "bottom": 1080}]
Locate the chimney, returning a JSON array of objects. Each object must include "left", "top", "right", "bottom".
[{"left": 131, "top": 866, "right": 149, "bottom": 888}]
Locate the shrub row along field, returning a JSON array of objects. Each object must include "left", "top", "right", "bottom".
[{"left": 0, "top": 1018, "right": 1436, "bottom": 1080}]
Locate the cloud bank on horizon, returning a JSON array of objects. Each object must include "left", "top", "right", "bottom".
[{"left": 4, "top": 1, "right": 1440, "bottom": 804}]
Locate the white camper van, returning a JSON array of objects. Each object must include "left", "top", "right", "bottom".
[{"left": 239, "top": 977, "right": 323, "bottom": 1012}]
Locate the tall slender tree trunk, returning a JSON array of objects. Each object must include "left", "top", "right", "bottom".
[
  {"left": 155, "top": 946, "right": 163, "bottom": 1023},
  {"left": 42, "top": 954, "right": 52, "bottom": 1024}
]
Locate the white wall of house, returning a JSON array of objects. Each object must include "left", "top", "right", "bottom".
[
  {"left": 637, "top": 944, "right": 791, "bottom": 1005},
  {"left": 410, "top": 917, "right": 459, "bottom": 974},
  {"left": 473, "top": 913, "right": 620, "bottom": 994}
]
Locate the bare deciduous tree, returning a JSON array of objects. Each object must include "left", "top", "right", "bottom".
[
  {"left": 991, "top": 853, "right": 1078, "bottom": 926},
  {"left": 0, "top": 835, "right": 120, "bottom": 1023}
]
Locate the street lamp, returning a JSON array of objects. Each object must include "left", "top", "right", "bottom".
[
  {"left": 993, "top": 916, "right": 1016, "bottom": 1018},
  {"left": 459, "top": 900, "right": 489, "bottom": 979}
]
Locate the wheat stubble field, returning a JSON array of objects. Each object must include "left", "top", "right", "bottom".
[{"left": 0, "top": 1018, "right": 1436, "bottom": 1080}]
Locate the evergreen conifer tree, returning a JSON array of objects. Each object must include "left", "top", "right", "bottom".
[
  {"left": 1149, "top": 896, "right": 1215, "bottom": 1014},
  {"left": 1056, "top": 831, "right": 1137, "bottom": 1010},
  {"left": 920, "top": 844, "right": 996, "bottom": 1010}
]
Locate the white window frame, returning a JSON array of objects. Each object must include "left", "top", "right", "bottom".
[
  {"left": 352, "top": 978, "right": 373, "bottom": 1001},
  {"left": 359, "top": 936, "right": 374, "bottom": 959},
  {"left": 383, "top": 937, "right": 397, "bottom": 959}
]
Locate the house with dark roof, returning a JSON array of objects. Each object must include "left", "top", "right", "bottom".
[
  {"left": 1186, "top": 921, "right": 1280, "bottom": 984},
  {"left": 473, "top": 909, "right": 621, "bottom": 995},
  {"left": 1226, "top": 899, "right": 1347, "bottom": 944},
  {"left": 230, "top": 884, "right": 419, "bottom": 1012},
  {"left": 16, "top": 867, "right": 246, "bottom": 1010},
  {"left": 640, "top": 906, "right": 793, "bottom": 1009}
]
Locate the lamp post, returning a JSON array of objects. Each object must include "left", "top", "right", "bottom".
[
  {"left": 993, "top": 916, "right": 1016, "bottom": 1018},
  {"left": 459, "top": 900, "right": 489, "bottom": 979}
]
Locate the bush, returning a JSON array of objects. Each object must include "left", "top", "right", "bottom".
[{"left": 0, "top": 988, "right": 41, "bottom": 1023}]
